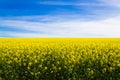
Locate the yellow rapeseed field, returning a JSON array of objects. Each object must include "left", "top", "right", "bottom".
[{"left": 0, "top": 38, "right": 120, "bottom": 80}]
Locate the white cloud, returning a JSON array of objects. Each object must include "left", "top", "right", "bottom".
[
  {"left": 101, "top": 0, "right": 120, "bottom": 7},
  {"left": 0, "top": 31, "right": 58, "bottom": 37},
  {"left": 0, "top": 15, "right": 120, "bottom": 37}
]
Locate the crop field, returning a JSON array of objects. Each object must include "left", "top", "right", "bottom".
[{"left": 0, "top": 38, "right": 120, "bottom": 80}]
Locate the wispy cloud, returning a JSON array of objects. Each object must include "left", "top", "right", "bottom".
[
  {"left": 1, "top": 15, "right": 120, "bottom": 37},
  {"left": 39, "top": 0, "right": 120, "bottom": 8},
  {"left": 101, "top": 0, "right": 120, "bottom": 7},
  {"left": 0, "top": 31, "right": 58, "bottom": 37},
  {"left": 39, "top": 1, "right": 105, "bottom": 6},
  {"left": 38, "top": 0, "right": 120, "bottom": 12}
]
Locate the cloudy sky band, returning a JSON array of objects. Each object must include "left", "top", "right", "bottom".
[{"left": 0, "top": 0, "right": 120, "bottom": 37}]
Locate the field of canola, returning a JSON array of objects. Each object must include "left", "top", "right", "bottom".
[{"left": 0, "top": 38, "right": 120, "bottom": 80}]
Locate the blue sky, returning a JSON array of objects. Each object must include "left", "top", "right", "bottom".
[{"left": 0, "top": 0, "right": 120, "bottom": 37}]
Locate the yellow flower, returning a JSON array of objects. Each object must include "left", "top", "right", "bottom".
[{"left": 44, "top": 67, "right": 47, "bottom": 70}]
